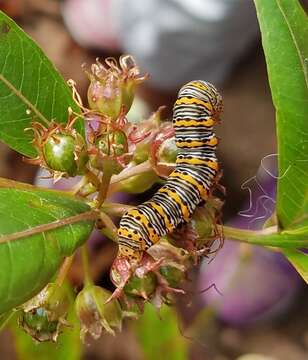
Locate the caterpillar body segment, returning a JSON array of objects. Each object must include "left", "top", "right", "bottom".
[{"left": 117, "top": 80, "right": 223, "bottom": 263}]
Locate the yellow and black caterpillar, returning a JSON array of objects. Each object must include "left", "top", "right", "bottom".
[{"left": 118, "top": 80, "right": 223, "bottom": 262}]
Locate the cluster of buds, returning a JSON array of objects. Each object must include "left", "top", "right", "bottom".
[
  {"left": 73, "top": 237, "right": 221, "bottom": 343},
  {"left": 25, "top": 55, "right": 149, "bottom": 183},
  {"left": 108, "top": 198, "right": 223, "bottom": 311}
]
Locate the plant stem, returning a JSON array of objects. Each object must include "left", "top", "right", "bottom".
[
  {"left": 71, "top": 171, "right": 101, "bottom": 196},
  {"left": 221, "top": 225, "right": 277, "bottom": 240},
  {"left": 85, "top": 170, "right": 101, "bottom": 188},
  {"left": 56, "top": 255, "right": 75, "bottom": 286},
  {"left": 110, "top": 160, "right": 152, "bottom": 185},
  {"left": 101, "top": 202, "right": 133, "bottom": 217},
  {"left": 81, "top": 245, "right": 92, "bottom": 286},
  {"left": 220, "top": 224, "right": 308, "bottom": 248},
  {"left": 71, "top": 176, "right": 88, "bottom": 195},
  {"left": 98, "top": 211, "right": 118, "bottom": 242},
  {"left": 96, "top": 172, "right": 112, "bottom": 208}
]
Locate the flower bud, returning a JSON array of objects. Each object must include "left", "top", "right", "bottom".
[
  {"left": 159, "top": 265, "right": 185, "bottom": 288},
  {"left": 88, "top": 124, "right": 131, "bottom": 175},
  {"left": 19, "top": 283, "right": 70, "bottom": 342},
  {"left": 21, "top": 308, "right": 59, "bottom": 342},
  {"left": 86, "top": 56, "right": 148, "bottom": 119},
  {"left": 167, "top": 198, "right": 223, "bottom": 253},
  {"left": 132, "top": 142, "right": 151, "bottom": 164},
  {"left": 89, "top": 151, "right": 131, "bottom": 176},
  {"left": 43, "top": 132, "right": 88, "bottom": 177},
  {"left": 96, "top": 130, "right": 128, "bottom": 157},
  {"left": 75, "top": 285, "right": 122, "bottom": 340},
  {"left": 124, "top": 272, "right": 157, "bottom": 300},
  {"left": 150, "top": 124, "right": 177, "bottom": 178},
  {"left": 148, "top": 243, "right": 186, "bottom": 288},
  {"left": 87, "top": 77, "right": 123, "bottom": 120}
]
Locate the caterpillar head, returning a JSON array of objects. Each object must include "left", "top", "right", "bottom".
[
  {"left": 117, "top": 225, "right": 145, "bottom": 261},
  {"left": 178, "top": 80, "right": 223, "bottom": 120},
  {"left": 118, "top": 244, "right": 143, "bottom": 264},
  {"left": 110, "top": 227, "right": 143, "bottom": 294},
  {"left": 109, "top": 250, "right": 145, "bottom": 303}
]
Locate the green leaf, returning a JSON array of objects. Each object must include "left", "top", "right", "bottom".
[
  {"left": 282, "top": 249, "right": 308, "bottom": 283},
  {"left": 0, "top": 178, "right": 95, "bottom": 315},
  {"left": 11, "top": 286, "right": 82, "bottom": 360},
  {"left": 0, "top": 310, "right": 14, "bottom": 331},
  {"left": 254, "top": 0, "right": 308, "bottom": 229},
  {"left": 222, "top": 225, "right": 308, "bottom": 248},
  {"left": 133, "top": 304, "right": 188, "bottom": 360},
  {"left": 0, "top": 11, "right": 84, "bottom": 157}
]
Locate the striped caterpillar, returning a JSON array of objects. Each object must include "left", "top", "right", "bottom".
[{"left": 117, "top": 80, "right": 223, "bottom": 264}]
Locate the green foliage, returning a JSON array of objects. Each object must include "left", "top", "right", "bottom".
[
  {"left": 254, "top": 0, "right": 308, "bottom": 281},
  {"left": 255, "top": 0, "right": 308, "bottom": 228},
  {"left": 0, "top": 179, "right": 94, "bottom": 314},
  {"left": 134, "top": 304, "right": 188, "bottom": 360},
  {"left": 0, "top": 10, "right": 84, "bottom": 157}
]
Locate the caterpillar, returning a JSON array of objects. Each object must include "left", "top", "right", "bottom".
[{"left": 118, "top": 80, "right": 223, "bottom": 263}]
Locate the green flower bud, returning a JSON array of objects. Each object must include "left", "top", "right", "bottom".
[
  {"left": 21, "top": 308, "right": 59, "bottom": 342},
  {"left": 159, "top": 265, "right": 185, "bottom": 288},
  {"left": 96, "top": 130, "right": 128, "bottom": 157},
  {"left": 75, "top": 285, "right": 122, "bottom": 340},
  {"left": 88, "top": 128, "right": 130, "bottom": 175},
  {"left": 150, "top": 124, "right": 177, "bottom": 178},
  {"left": 148, "top": 243, "right": 186, "bottom": 289},
  {"left": 157, "top": 137, "right": 178, "bottom": 164},
  {"left": 192, "top": 198, "right": 224, "bottom": 249},
  {"left": 43, "top": 132, "right": 88, "bottom": 177},
  {"left": 19, "top": 283, "right": 70, "bottom": 342},
  {"left": 124, "top": 272, "right": 157, "bottom": 299},
  {"left": 86, "top": 56, "right": 148, "bottom": 119}
]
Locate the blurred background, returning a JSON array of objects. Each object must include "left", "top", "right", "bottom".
[{"left": 0, "top": 0, "right": 307, "bottom": 359}]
